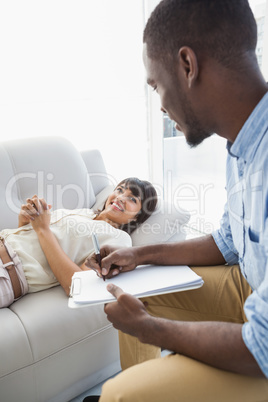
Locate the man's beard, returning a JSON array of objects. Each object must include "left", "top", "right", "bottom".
[
  {"left": 180, "top": 92, "right": 214, "bottom": 147},
  {"left": 186, "top": 126, "right": 213, "bottom": 148}
]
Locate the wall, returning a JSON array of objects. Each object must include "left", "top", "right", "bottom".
[{"left": 0, "top": 1, "right": 148, "bottom": 184}]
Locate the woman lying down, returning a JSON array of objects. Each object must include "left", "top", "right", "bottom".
[{"left": 0, "top": 177, "right": 157, "bottom": 308}]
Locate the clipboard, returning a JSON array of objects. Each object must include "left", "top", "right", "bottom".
[{"left": 68, "top": 265, "right": 204, "bottom": 308}]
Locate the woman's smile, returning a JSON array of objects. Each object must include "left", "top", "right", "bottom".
[{"left": 111, "top": 201, "right": 124, "bottom": 212}]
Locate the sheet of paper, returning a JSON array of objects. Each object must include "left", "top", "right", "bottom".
[{"left": 68, "top": 265, "right": 204, "bottom": 308}]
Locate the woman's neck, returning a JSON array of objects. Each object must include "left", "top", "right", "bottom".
[{"left": 94, "top": 211, "right": 120, "bottom": 229}]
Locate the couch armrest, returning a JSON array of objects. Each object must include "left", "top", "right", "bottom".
[{"left": 80, "top": 149, "right": 110, "bottom": 195}]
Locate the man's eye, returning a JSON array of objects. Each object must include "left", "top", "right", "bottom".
[{"left": 152, "top": 86, "right": 157, "bottom": 92}]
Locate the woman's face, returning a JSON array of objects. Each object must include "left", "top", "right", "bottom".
[{"left": 104, "top": 183, "right": 142, "bottom": 226}]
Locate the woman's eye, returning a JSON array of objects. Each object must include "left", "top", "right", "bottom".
[
  {"left": 130, "top": 197, "right": 137, "bottom": 203},
  {"left": 152, "top": 86, "right": 157, "bottom": 92},
  {"left": 116, "top": 187, "right": 123, "bottom": 193}
]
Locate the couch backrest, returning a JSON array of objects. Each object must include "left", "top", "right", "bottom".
[{"left": 0, "top": 136, "right": 108, "bottom": 230}]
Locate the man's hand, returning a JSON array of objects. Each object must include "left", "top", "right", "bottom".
[
  {"left": 104, "top": 283, "right": 151, "bottom": 341},
  {"left": 85, "top": 245, "right": 139, "bottom": 279},
  {"left": 105, "top": 284, "right": 265, "bottom": 377}
]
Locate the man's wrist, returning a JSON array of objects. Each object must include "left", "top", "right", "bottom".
[
  {"left": 134, "top": 244, "right": 164, "bottom": 266},
  {"left": 138, "top": 315, "right": 162, "bottom": 346},
  {"left": 133, "top": 246, "right": 146, "bottom": 266}
]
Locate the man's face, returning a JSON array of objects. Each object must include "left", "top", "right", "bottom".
[{"left": 143, "top": 44, "right": 213, "bottom": 147}]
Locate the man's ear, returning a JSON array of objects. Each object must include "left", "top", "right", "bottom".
[{"left": 178, "top": 46, "right": 199, "bottom": 88}]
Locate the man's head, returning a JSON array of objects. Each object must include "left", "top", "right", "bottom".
[
  {"left": 143, "top": 0, "right": 257, "bottom": 70},
  {"left": 143, "top": 0, "right": 259, "bottom": 146}
]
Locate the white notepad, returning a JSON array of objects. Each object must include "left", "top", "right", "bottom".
[{"left": 68, "top": 265, "right": 204, "bottom": 308}]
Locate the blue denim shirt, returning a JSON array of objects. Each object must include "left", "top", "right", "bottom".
[{"left": 212, "top": 91, "right": 268, "bottom": 377}]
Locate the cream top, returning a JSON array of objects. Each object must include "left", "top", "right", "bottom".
[{"left": 0, "top": 208, "right": 131, "bottom": 293}]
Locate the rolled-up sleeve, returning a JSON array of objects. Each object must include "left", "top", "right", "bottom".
[
  {"left": 242, "top": 289, "right": 268, "bottom": 377},
  {"left": 242, "top": 219, "right": 268, "bottom": 378},
  {"left": 212, "top": 203, "right": 239, "bottom": 265}
]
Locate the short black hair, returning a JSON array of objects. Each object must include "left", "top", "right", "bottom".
[{"left": 143, "top": 0, "right": 257, "bottom": 69}]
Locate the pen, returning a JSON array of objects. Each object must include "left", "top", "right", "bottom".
[{"left": 92, "top": 232, "right": 105, "bottom": 281}]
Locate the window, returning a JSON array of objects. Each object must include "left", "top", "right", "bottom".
[
  {"left": 250, "top": 0, "right": 268, "bottom": 71},
  {"left": 147, "top": 0, "right": 268, "bottom": 236}
]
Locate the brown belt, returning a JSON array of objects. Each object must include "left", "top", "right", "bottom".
[{"left": 0, "top": 237, "right": 22, "bottom": 299}]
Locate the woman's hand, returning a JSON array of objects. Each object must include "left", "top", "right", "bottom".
[
  {"left": 19, "top": 196, "right": 52, "bottom": 233},
  {"left": 18, "top": 200, "right": 37, "bottom": 227}
]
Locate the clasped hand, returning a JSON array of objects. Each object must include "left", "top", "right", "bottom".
[{"left": 19, "top": 195, "right": 52, "bottom": 232}]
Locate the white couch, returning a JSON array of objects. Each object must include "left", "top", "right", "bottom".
[{"left": 0, "top": 136, "right": 190, "bottom": 402}]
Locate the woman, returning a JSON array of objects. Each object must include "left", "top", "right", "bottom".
[{"left": 0, "top": 177, "right": 157, "bottom": 308}]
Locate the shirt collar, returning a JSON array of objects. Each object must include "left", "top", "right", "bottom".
[{"left": 227, "top": 91, "right": 268, "bottom": 162}]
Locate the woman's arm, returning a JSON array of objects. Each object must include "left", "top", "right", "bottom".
[
  {"left": 34, "top": 226, "right": 89, "bottom": 294},
  {"left": 27, "top": 196, "right": 90, "bottom": 295}
]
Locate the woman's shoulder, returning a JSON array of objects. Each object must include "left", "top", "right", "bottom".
[
  {"left": 51, "top": 208, "right": 96, "bottom": 222},
  {"left": 93, "top": 221, "right": 132, "bottom": 247}
]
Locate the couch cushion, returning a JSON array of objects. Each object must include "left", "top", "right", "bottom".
[
  {"left": 0, "top": 145, "right": 22, "bottom": 230},
  {"left": 0, "top": 308, "right": 33, "bottom": 377},
  {"left": 80, "top": 149, "right": 110, "bottom": 195},
  {"left": 9, "top": 286, "right": 113, "bottom": 362},
  {"left": 0, "top": 286, "right": 120, "bottom": 402},
  {"left": 1, "top": 137, "right": 96, "bottom": 230}
]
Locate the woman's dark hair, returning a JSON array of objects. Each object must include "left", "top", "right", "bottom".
[
  {"left": 118, "top": 177, "right": 158, "bottom": 234},
  {"left": 100, "top": 177, "right": 158, "bottom": 235},
  {"left": 143, "top": 0, "right": 257, "bottom": 70}
]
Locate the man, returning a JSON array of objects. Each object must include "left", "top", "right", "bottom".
[{"left": 84, "top": 0, "right": 268, "bottom": 400}]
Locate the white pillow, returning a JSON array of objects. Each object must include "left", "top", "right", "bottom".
[
  {"left": 92, "top": 185, "right": 190, "bottom": 246},
  {"left": 131, "top": 200, "right": 190, "bottom": 246},
  {"left": 91, "top": 184, "right": 114, "bottom": 212}
]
